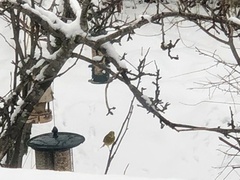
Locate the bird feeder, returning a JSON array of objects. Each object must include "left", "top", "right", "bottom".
[
  {"left": 27, "top": 87, "right": 53, "bottom": 124},
  {"left": 89, "top": 49, "right": 110, "bottom": 84},
  {"left": 27, "top": 127, "right": 85, "bottom": 171}
]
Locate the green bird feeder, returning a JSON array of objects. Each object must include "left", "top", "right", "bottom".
[
  {"left": 27, "top": 126, "right": 85, "bottom": 171},
  {"left": 89, "top": 49, "right": 110, "bottom": 84}
]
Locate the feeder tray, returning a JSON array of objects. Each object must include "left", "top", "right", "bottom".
[
  {"left": 27, "top": 127, "right": 85, "bottom": 171},
  {"left": 27, "top": 127, "right": 85, "bottom": 151},
  {"left": 27, "top": 108, "right": 52, "bottom": 124}
]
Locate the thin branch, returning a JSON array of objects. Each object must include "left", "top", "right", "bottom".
[
  {"left": 104, "top": 94, "right": 135, "bottom": 174},
  {"left": 80, "top": 0, "right": 90, "bottom": 32},
  {"left": 105, "top": 76, "right": 117, "bottom": 116},
  {"left": 0, "top": 32, "right": 14, "bottom": 49},
  {"left": 228, "top": 27, "right": 240, "bottom": 66}
]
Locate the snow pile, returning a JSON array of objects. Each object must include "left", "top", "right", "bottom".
[{"left": 0, "top": 167, "right": 183, "bottom": 180}]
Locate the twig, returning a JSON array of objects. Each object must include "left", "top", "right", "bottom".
[
  {"left": 57, "top": 44, "right": 85, "bottom": 77},
  {"left": 123, "top": 163, "right": 130, "bottom": 175},
  {"left": 228, "top": 107, "right": 235, "bottom": 129},
  {"left": 219, "top": 137, "right": 240, "bottom": 152},
  {"left": 104, "top": 95, "right": 135, "bottom": 174},
  {"left": 105, "top": 75, "right": 117, "bottom": 115}
]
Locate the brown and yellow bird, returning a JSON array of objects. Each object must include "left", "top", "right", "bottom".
[{"left": 101, "top": 131, "right": 115, "bottom": 148}]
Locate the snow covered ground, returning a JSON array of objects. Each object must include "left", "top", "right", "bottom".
[
  {"left": 1, "top": 1, "right": 240, "bottom": 180},
  {"left": 1, "top": 167, "right": 183, "bottom": 180}
]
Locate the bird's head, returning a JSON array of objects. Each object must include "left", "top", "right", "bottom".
[{"left": 109, "top": 131, "right": 115, "bottom": 137}]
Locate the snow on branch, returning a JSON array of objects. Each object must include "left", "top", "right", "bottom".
[
  {"left": 69, "top": 0, "right": 82, "bottom": 16},
  {"left": 101, "top": 42, "right": 127, "bottom": 69},
  {"left": 229, "top": 17, "right": 240, "bottom": 25},
  {"left": 21, "top": 2, "right": 85, "bottom": 38},
  {"left": 0, "top": 0, "right": 86, "bottom": 38}
]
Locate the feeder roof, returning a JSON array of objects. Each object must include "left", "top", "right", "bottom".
[
  {"left": 27, "top": 127, "right": 85, "bottom": 151},
  {"left": 39, "top": 87, "right": 54, "bottom": 103}
]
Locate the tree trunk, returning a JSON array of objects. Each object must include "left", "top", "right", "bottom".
[{"left": 6, "top": 123, "right": 32, "bottom": 168}]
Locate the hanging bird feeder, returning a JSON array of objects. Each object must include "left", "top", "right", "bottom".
[
  {"left": 27, "top": 87, "right": 53, "bottom": 124},
  {"left": 27, "top": 126, "right": 85, "bottom": 171},
  {"left": 89, "top": 49, "right": 110, "bottom": 84}
]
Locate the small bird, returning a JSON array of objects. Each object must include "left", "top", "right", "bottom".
[{"left": 101, "top": 131, "right": 115, "bottom": 148}]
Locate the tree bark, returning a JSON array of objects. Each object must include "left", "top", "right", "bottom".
[{"left": 0, "top": 40, "right": 77, "bottom": 162}]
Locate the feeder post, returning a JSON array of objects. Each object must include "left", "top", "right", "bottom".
[{"left": 27, "top": 127, "right": 85, "bottom": 171}]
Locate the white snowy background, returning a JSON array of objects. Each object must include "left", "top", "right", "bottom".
[{"left": 1, "top": 1, "right": 240, "bottom": 180}]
